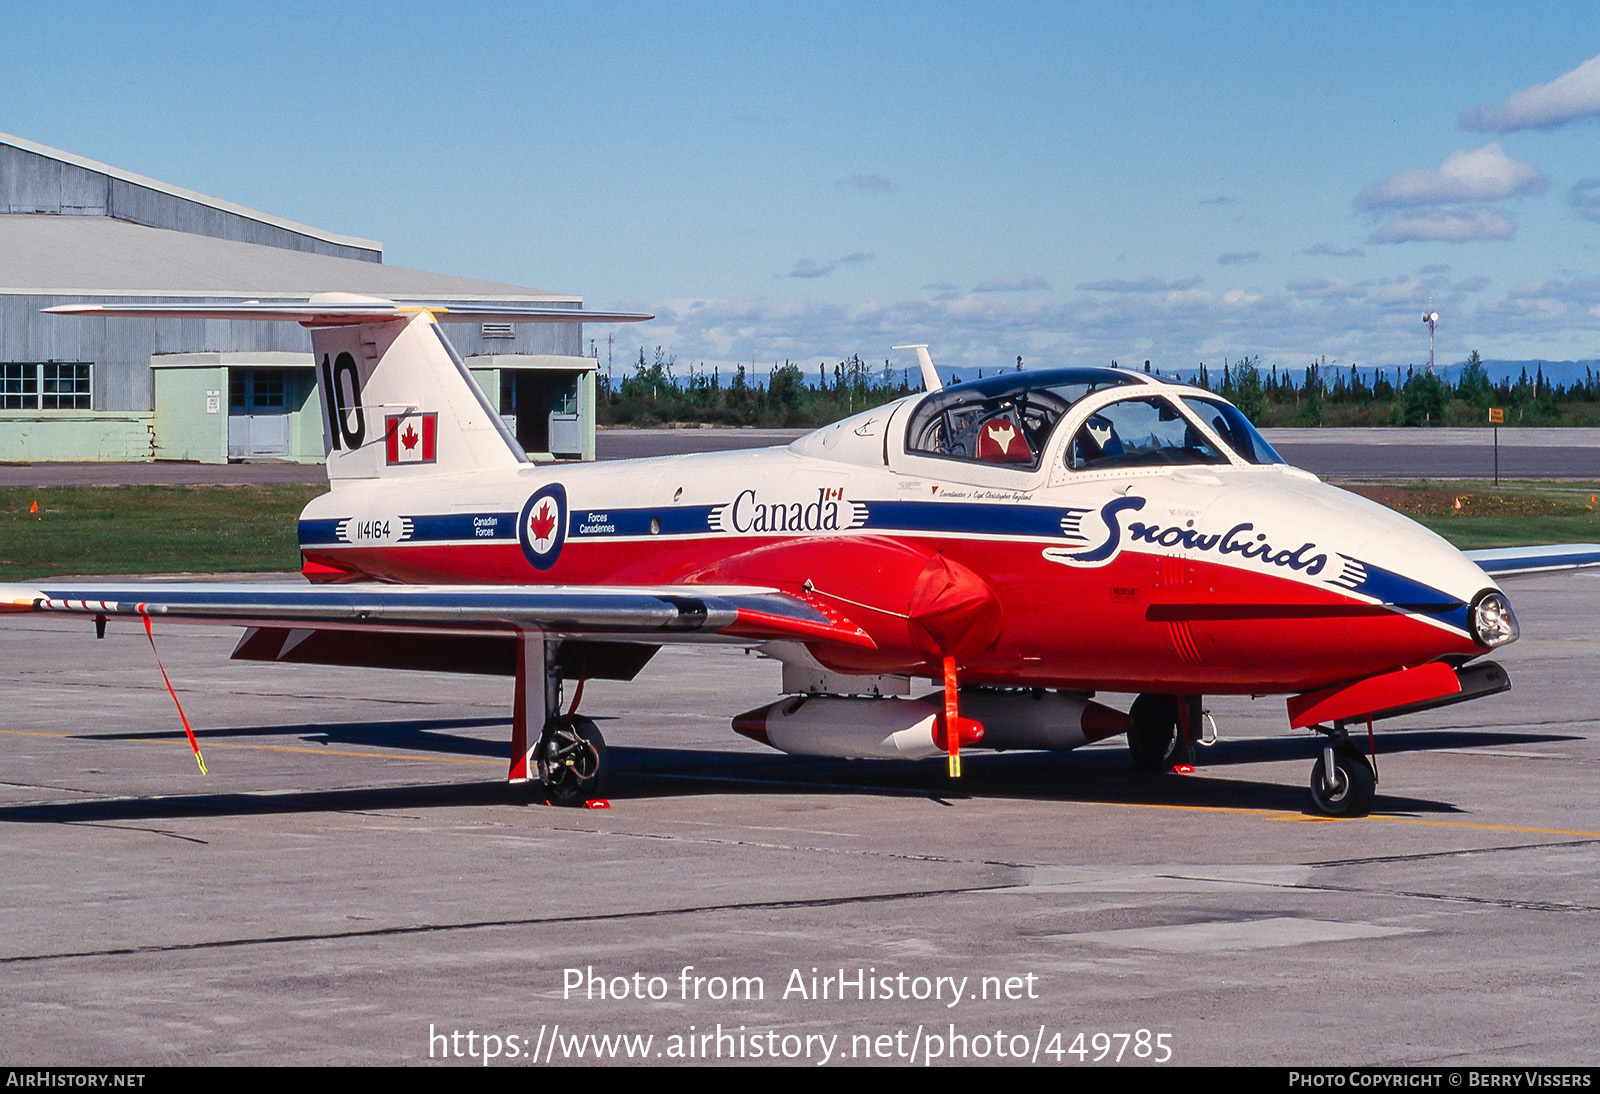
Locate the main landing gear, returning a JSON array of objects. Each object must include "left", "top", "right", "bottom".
[
  {"left": 510, "top": 633, "right": 609, "bottom": 806},
  {"left": 1127, "top": 693, "right": 1199, "bottom": 772},
  {"left": 537, "top": 715, "right": 607, "bottom": 804},
  {"left": 1307, "top": 723, "right": 1376, "bottom": 817}
]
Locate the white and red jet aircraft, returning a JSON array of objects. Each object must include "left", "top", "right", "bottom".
[{"left": 5, "top": 296, "right": 1596, "bottom": 816}]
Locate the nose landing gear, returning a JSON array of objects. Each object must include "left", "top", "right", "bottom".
[{"left": 1307, "top": 723, "right": 1376, "bottom": 817}]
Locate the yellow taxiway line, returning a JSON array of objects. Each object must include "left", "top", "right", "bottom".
[{"left": 0, "top": 727, "right": 500, "bottom": 766}]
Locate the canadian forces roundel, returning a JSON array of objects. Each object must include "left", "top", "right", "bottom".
[{"left": 519, "top": 483, "right": 567, "bottom": 571}]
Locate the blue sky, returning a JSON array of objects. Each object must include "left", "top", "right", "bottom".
[{"left": 8, "top": 1, "right": 1600, "bottom": 377}]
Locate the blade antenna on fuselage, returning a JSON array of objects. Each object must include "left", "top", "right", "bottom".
[{"left": 893, "top": 344, "right": 942, "bottom": 393}]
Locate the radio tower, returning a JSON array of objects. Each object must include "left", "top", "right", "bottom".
[{"left": 1422, "top": 311, "right": 1438, "bottom": 373}]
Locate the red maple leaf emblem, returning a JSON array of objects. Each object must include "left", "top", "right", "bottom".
[
  {"left": 529, "top": 500, "right": 557, "bottom": 543},
  {"left": 402, "top": 423, "right": 419, "bottom": 450}
]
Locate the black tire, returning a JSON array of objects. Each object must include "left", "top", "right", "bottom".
[
  {"left": 1127, "top": 693, "right": 1196, "bottom": 771},
  {"left": 537, "top": 716, "right": 607, "bottom": 804},
  {"left": 1308, "top": 748, "right": 1375, "bottom": 817}
]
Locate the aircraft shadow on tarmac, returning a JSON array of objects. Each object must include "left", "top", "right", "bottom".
[
  {"left": 8, "top": 713, "right": 1574, "bottom": 825},
  {"left": 94, "top": 715, "right": 510, "bottom": 755}
]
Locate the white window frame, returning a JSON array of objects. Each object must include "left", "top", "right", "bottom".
[{"left": 1, "top": 363, "right": 93, "bottom": 411}]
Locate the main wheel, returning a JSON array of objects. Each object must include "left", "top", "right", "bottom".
[
  {"left": 1127, "top": 693, "right": 1195, "bottom": 771},
  {"left": 1308, "top": 748, "right": 1375, "bottom": 817},
  {"left": 537, "top": 716, "right": 607, "bottom": 804}
]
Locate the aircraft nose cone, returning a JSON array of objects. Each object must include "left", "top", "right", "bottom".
[
  {"left": 1468, "top": 588, "right": 1519, "bottom": 649},
  {"left": 1330, "top": 492, "right": 1512, "bottom": 660}
]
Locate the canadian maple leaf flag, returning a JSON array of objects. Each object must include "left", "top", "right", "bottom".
[{"left": 385, "top": 412, "right": 438, "bottom": 465}]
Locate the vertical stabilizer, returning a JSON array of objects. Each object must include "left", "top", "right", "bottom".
[{"left": 309, "top": 312, "right": 527, "bottom": 483}]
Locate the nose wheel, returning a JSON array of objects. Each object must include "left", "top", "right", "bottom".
[
  {"left": 538, "top": 715, "right": 607, "bottom": 804},
  {"left": 1307, "top": 727, "right": 1376, "bottom": 817}
]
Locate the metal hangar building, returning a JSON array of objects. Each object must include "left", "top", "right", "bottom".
[{"left": 0, "top": 131, "right": 600, "bottom": 463}]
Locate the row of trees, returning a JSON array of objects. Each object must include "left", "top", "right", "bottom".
[
  {"left": 599, "top": 347, "right": 1600, "bottom": 429},
  {"left": 601, "top": 348, "right": 925, "bottom": 427},
  {"left": 1195, "top": 351, "right": 1600, "bottom": 426}
]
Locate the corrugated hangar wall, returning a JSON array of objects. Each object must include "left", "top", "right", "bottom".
[{"left": 0, "top": 141, "right": 382, "bottom": 262}]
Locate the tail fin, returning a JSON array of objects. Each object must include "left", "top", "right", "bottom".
[
  {"left": 310, "top": 312, "right": 523, "bottom": 482},
  {"left": 43, "top": 294, "right": 651, "bottom": 485}
]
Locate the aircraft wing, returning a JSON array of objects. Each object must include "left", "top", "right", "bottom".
[
  {"left": 1463, "top": 543, "right": 1600, "bottom": 577},
  {"left": 0, "top": 580, "right": 876, "bottom": 650}
]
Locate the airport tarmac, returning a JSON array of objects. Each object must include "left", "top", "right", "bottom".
[{"left": 1, "top": 572, "right": 1597, "bottom": 1066}]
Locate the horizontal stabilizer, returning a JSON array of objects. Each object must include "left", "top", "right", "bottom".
[{"left": 44, "top": 295, "right": 652, "bottom": 327}]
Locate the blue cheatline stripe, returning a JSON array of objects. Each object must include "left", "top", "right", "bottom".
[
  {"left": 1339, "top": 557, "right": 1470, "bottom": 634},
  {"left": 298, "top": 513, "right": 518, "bottom": 546},
  {"left": 568, "top": 506, "right": 718, "bottom": 538},
  {"left": 301, "top": 500, "right": 1103, "bottom": 548},
  {"left": 407, "top": 513, "right": 519, "bottom": 540},
  {"left": 298, "top": 519, "right": 343, "bottom": 545}
]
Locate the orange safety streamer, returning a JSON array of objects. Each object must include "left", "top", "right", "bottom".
[{"left": 140, "top": 612, "right": 207, "bottom": 775}]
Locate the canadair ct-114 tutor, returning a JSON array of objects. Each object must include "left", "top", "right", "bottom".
[{"left": 5, "top": 295, "right": 1597, "bottom": 816}]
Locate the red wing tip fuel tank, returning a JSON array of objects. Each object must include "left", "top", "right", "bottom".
[{"left": 15, "top": 296, "right": 1600, "bottom": 816}]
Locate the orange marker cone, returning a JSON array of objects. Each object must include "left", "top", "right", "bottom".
[
  {"left": 29, "top": 500, "right": 38, "bottom": 515},
  {"left": 1452, "top": 497, "right": 1462, "bottom": 511}
]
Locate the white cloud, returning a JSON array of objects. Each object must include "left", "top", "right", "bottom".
[
  {"left": 1569, "top": 179, "right": 1600, "bottom": 223},
  {"left": 1369, "top": 208, "right": 1517, "bottom": 244},
  {"left": 1461, "top": 53, "right": 1600, "bottom": 132},
  {"left": 1357, "top": 144, "right": 1547, "bottom": 209},
  {"left": 1217, "top": 251, "right": 1261, "bottom": 266},
  {"left": 1476, "top": 278, "right": 1600, "bottom": 329},
  {"left": 972, "top": 274, "right": 1051, "bottom": 293},
  {"left": 1077, "top": 275, "right": 1202, "bottom": 293},
  {"left": 1287, "top": 276, "right": 1364, "bottom": 300},
  {"left": 786, "top": 258, "right": 835, "bottom": 279},
  {"left": 1301, "top": 243, "right": 1365, "bottom": 258},
  {"left": 783, "top": 252, "right": 874, "bottom": 279},
  {"left": 627, "top": 267, "right": 1507, "bottom": 382}
]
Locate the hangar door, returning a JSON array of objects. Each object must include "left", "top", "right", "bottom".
[
  {"left": 501, "top": 369, "right": 584, "bottom": 457},
  {"left": 227, "top": 368, "right": 291, "bottom": 458}
]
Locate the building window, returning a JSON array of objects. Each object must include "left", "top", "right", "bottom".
[
  {"left": 252, "top": 369, "right": 285, "bottom": 409},
  {"left": 42, "top": 363, "right": 92, "bottom": 409},
  {"left": 1, "top": 363, "right": 91, "bottom": 410}
]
